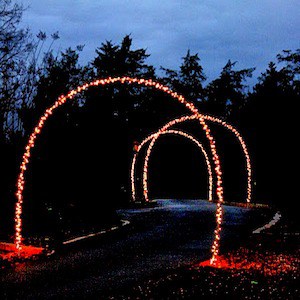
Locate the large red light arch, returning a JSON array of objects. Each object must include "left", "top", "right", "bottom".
[
  {"left": 15, "top": 77, "right": 224, "bottom": 265},
  {"left": 131, "top": 129, "right": 214, "bottom": 202},
  {"left": 140, "top": 114, "right": 252, "bottom": 205}
]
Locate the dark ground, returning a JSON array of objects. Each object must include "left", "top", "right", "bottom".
[{"left": 0, "top": 200, "right": 273, "bottom": 299}]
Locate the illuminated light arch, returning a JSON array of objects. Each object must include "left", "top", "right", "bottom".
[
  {"left": 131, "top": 129, "right": 214, "bottom": 203},
  {"left": 143, "top": 116, "right": 224, "bottom": 265},
  {"left": 15, "top": 77, "right": 223, "bottom": 265},
  {"left": 142, "top": 114, "right": 252, "bottom": 204},
  {"left": 201, "top": 115, "right": 252, "bottom": 204}
]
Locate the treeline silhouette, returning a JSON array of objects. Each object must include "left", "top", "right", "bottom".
[{"left": 0, "top": 1, "right": 299, "bottom": 243}]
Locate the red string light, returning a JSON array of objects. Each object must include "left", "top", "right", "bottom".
[
  {"left": 15, "top": 77, "right": 224, "bottom": 265},
  {"left": 139, "top": 114, "right": 252, "bottom": 264},
  {"left": 139, "top": 114, "right": 252, "bottom": 205},
  {"left": 131, "top": 129, "right": 214, "bottom": 202},
  {"left": 141, "top": 115, "right": 224, "bottom": 264},
  {"left": 203, "top": 115, "right": 252, "bottom": 204}
]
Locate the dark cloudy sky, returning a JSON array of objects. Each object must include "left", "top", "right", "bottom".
[{"left": 21, "top": 0, "right": 299, "bottom": 84}]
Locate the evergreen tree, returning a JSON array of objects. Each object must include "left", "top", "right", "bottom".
[
  {"left": 203, "top": 60, "right": 254, "bottom": 117},
  {"left": 86, "top": 35, "right": 157, "bottom": 204},
  {"left": 93, "top": 35, "right": 155, "bottom": 78},
  {"left": 239, "top": 50, "right": 299, "bottom": 218},
  {"left": 161, "top": 50, "right": 206, "bottom": 104},
  {"left": 277, "top": 49, "right": 300, "bottom": 95}
]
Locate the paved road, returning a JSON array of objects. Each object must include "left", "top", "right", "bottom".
[{"left": 0, "top": 200, "right": 270, "bottom": 299}]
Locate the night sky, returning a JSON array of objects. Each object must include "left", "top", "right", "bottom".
[{"left": 21, "top": 0, "right": 299, "bottom": 84}]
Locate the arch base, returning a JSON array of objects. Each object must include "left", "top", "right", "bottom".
[{"left": 0, "top": 242, "right": 44, "bottom": 260}]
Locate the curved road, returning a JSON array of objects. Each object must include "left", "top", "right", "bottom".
[{"left": 0, "top": 200, "right": 269, "bottom": 299}]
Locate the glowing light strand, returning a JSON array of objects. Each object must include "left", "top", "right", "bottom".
[
  {"left": 141, "top": 114, "right": 252, "bottom": 204},
  {"left": 142, "top": 115, "right": 224, "bottom": 264},
  {"left": 131, "top": 129, "right": 214, "bottom": 202},
  {"left": 203, "top": 115, "right": 252, "bottom": 204},
  {"left": 15, "top": 77, "right": 224, "bottom": 266},
  {"left": 140, "top": 114, "right": 252, "bottom": 264}
]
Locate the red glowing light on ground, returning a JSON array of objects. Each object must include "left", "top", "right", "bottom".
[
  {"left": 198, "top": 256, "right": 262, "bottom": 270},
  {"left": 0, "top": 242, "right": 44, "bottom": 260},
  {"left": 198, "top": 248, "right": 300, "bottom": 276}
]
